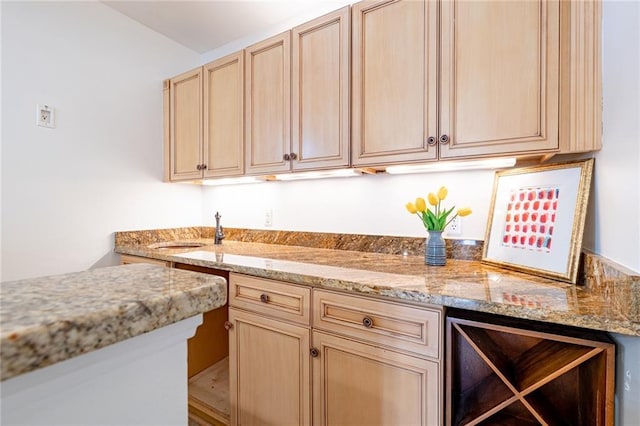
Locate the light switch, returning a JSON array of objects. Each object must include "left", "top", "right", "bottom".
[{"left": 36, "top": 104, "right": 55, "bottom": 128}]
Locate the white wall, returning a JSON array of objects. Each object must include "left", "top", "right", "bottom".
[
  {"left": 1, "top": 1, "right": 203, "bottom": 281},
  {"left": 600, "top": 2, "right": 640, "bottom": 424},
  {"left": 203, "top": 170, "right": 495, "bottom": 240},
  {"left": 591, "top": 0, "right": 640, "bottom": 273}
]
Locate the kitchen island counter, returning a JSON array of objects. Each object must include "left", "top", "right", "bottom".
[{"left": 0, "top": 263, "right": 227, "bottom": 380}]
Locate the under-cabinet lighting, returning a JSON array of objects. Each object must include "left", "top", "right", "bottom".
[
  {"left": 385, "top": 158, "right": 517, "bottom": 175},
  {"left": 201, "top": 176, "right": 266, "bottom": 186},
  {"left": 273, "top": 168, "right": 362, "bottom": 181}
]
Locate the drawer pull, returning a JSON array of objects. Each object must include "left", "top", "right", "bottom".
[
  {"left": 310, "top": 348, "right": 320, "bottom": 358},
  {"left": 260, "top": 293, "right": 269, "bottom": 303},
  {"left": 223, "top": 321, "right": 233, "bottom": 331},
  {"left": 362, "top": 316, "right": 374, "bottom": 328}
]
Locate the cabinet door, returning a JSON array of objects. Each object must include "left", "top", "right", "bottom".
[
  {"left": 439, "top": 0, "right": 560, "bottom": 158},
  {"left": 312, "top": 331, "right": 440, "bottom": 426},
  {"left": 228, "top": 308, "right": 310, "bottom": 426},
  {"left": 245, "top": 32, "right": 291, "bottom": 175},
  {"left": 169, "top": 67, "right": 203, "bottom": 180},
  {"left": 352, "top": 0, "right": 438, "bottom": 166},
  {"left": 292, "top": 6, "right": 350, "bottom": 171},
  {"left": 203, "top": 52, "right": 244, "bottom": 178}
]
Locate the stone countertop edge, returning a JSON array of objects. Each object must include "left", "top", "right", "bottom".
[
  {"left": 115, "top": 239, "right": 640, "bottom": 338},
  {"left": 0, "top": 264, "right": 227, "bottom": 381}
]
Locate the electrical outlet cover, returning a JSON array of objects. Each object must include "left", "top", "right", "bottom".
[
  {"left": 448, "top": 216, "right": 462, "bottom": 236},
  {"left": 37, "top": 104, "right": 55, "bottom": 128}
]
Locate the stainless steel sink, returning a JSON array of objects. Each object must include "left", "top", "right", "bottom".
[{"left": 147, "top": 241, "right": 206, "bottom": 249}]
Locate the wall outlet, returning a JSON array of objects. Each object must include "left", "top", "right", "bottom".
[
  {"left": 448, "top": 216, "right": 462, "bottom": 236},
  {"left": 36, "top": 104, "right": 55, "bottom": 128},
  {"left": 264, "top": 209, "right": 273, "bottom": 227}
]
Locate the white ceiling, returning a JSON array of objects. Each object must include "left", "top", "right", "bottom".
[{"left": 103, "top": 1, "right": 349, "bottom": 54}]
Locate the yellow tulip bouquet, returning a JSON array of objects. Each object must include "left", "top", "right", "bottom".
[{"left": 406, "top": 186, "right": 472, "bottom": 232}]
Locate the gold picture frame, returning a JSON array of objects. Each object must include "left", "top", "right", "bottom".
[{"left": 482, "top": 159, "right": 594, "bottom": 283}]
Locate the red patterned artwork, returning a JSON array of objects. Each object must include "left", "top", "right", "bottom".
[{"left": 501, "top": 187, "right": 560, "bottom": 252}]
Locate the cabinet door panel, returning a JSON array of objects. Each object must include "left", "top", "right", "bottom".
[
  {"left": 440, "top": 0, "right": 559, "bottom": 158},
  {"left": 229, "top": 308, "right": 310, "bottom": 426},
  {"left": 204, "top": 52, "right": 244, "bottom": 177},
  {"left": 245, "top": 32, "right": 291, "bottom": 174},
  {"left": 292, "top": 6, "right": 350, "bottom": 170},
  {"left": 352, "top": 0, "right": 438, "bottom": 166},
  {"left": 312, "top": 331, "right": 440, "bottom": 426},
  {"left": 169, "top": 68, "right": 203, "bottom": 180}
]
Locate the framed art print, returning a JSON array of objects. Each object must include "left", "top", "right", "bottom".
[{"left": 482, "top": 159, "right": 594, "bottom": 283}]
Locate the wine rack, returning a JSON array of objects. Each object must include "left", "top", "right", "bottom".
[{"left": 446, "top": 310, "right": 615, "bottom": 426}]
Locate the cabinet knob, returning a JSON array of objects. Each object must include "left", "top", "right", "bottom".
[
  {"left": 223, "top": 321, "right": 233, "bottom": 331},
  {"left": 260, "top": 293, "right": 269, "bottom": 303},
  {"left": 201, "top": 164, "right": 207, "bottom": 170},
  {"left": 439, "top": 134, "right": 449, "bottom": 144},
  {"left": 427, "top": 136, "right": 437, "bottom": 146},
  {"left": 362, "top": 316, "right": 374, "bottom": 328},
  {"left": 310, "top": 348, "right": 320, "bottom": 358},
  {"left": 283, "top": 153, "right": 291, "bottom": 161},
  {"left": 196, "top": 164, "right": 202, "bottom": 170},
  {"left": 289, "top": 153, "right": 298, "bottom": 160}
]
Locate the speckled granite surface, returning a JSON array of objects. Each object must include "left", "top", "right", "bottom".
[
  {"left": 115, "top": 227, "right": 484, "bottom": 260},
  {"left": 114, "top": 229, "right": 640, "bottom": 337},
  {"left": 0, "top": 264, "right": 227, "bottom": 381}
]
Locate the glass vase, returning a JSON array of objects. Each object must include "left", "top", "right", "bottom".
[{"left": 425, "top": 230, "right": 446, "bottom": 266}]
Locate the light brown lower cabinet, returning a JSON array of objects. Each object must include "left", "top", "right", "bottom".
[
  {"left": 228, "top": 308, "right": 311, "bottom": 425},
  {"left": 312, "top": 330, "right": 440, "bottom": 426},
  {"left": 227, "top": 273, "right": 443, "bottom": 426}
]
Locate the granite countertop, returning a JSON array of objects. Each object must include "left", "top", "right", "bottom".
[
  {"left": 0, "top": 264, "right": 227, "bottom": 381},
  {"left": 115, "top": 231, "right": 640, "bottom": 338}
]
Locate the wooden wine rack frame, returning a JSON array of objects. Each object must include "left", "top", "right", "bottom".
[{"left": 446, "top": 310, "right": 615, "bottom": 426}]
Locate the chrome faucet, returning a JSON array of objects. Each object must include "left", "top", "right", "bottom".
[{"left": 214, "top": 211, "right": 225, "bottom": 245}]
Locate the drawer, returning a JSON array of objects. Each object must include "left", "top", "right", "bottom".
[
  {"left": 313, "top": 289, "right": 441, "bottom": 359},
  {"left": 229, "top": 273, "right": 311, "bottom": 325},
  {"left": 120, "top": 254, "right": 170, "bottom": 267}
]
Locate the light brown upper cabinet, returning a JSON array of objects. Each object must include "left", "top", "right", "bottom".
[
  {"left": 245, "top": 32, "right": 292, "bottom": 175},
  {"left": 203, "top": 52, "right": 244, "bottom": 178},
  {"left": 352, "top": 0, "right": 602, "bottom": 167},
  {"left": 291, "top": 6, "right": 351, "bottom": 171},
  {"left": 352, "top": 0, "right": 438, "bottom": 166},
  {"left": 439, "top": 0, "right": 559, "bottom": 158},
  {"left": 165, "top": 68, "right": 203, "bottom": 181},
  {"left": 164, "top": 52, "right": 244, "bottom": 181},
  {"left": 245, "top": 7, "right": 351, "bottom": 175}
]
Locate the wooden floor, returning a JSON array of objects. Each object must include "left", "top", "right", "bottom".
[{"left": 188, "top": 357, "right": 230, "bottom": 426}]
